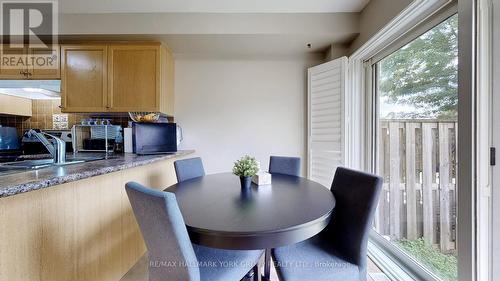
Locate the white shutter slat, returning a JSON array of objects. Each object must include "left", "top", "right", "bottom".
[
  {"left": 310, "top": 115, "right": 341, "bottom": 123},
  {"left": 311, "top": 102, "right": 341, "bottom": 111},
  {"left": 311, "top": 122, "right": 341, "bottom": 130},
  {"left": 310, "top": 68, "right": 341, "bottom": 81},
  {"left": 310, "top": 142, "right": 342, "bottom": 150},
  {"left": 311, "top": 127, "right": 341, "bottom": 136},
  {"left": 310, "top": 107, "right": 340, "bottom": 118},
  {"left": 311, "top": 81, "right": 341, "bottom": 93},
  {"left": 310, "top": 85, "right": 341, "bottom": 96},
  {"left": 311, "top": 94, "right": 341, "bottom": 103},
  {"left": 307, "top": 57, "right": 347, "bottom": 188},
  {"left": 310, "top": 75, "right": 341, "bottom": 87}
]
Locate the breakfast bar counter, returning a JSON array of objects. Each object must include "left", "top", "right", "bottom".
[
  {"left": 0, "top": 150, "right": 194, "bottom": 198},
  {"left": 0, "top": 150, "right": 194, "bottom": 281}
]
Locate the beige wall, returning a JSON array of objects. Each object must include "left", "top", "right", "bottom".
[
  {"left": 175, "top": 56, "right": 322, "bottom": 175},
  {"left": 349, "top": 0, "right": 413, "bottom": 53}
]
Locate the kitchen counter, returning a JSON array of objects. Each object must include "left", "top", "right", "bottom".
[
  {"left": 0, "top": 150, "right": 194, "bottom": 198},
  {"left": 1, "top": 149, "right": 192, "bottom": 281}
]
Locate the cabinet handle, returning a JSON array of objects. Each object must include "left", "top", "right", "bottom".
[{"left": 19, "top": 70, "right": 31, "bottom": 78}]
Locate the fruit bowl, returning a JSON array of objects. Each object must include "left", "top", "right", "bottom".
[{"left": 128, "top": 112, "right": 160, "bottom": 123}]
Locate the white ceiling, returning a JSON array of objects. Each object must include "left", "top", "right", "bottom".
[{"left": 59, "top": 0, "right": 370, "bottom": 14}]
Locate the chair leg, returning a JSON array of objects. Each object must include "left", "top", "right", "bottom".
[
  {"left": 253, "top": 262, "right": 262, "bottom": 281},
  {"left": 263, "top": 249, "right": 271, "bottom": 281},
  {"left": 243, "top": 261, "right": 264, "bottom": 281},
  {"left": 243, "top": 269, "right": 254, "bottom": 281},
  {"left": 242, "top": 252, "right": 264, "bottom": 281}
]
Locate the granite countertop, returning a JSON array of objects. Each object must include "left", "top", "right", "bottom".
[{"left": 0, "top": 150, "right": 194, "bottom": 198}]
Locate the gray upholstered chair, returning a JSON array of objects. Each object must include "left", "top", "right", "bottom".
[
  {"left": 174, "top": 157, "right": 205, "bottom": 182},
  {"left": 271, "top": 167, "right": 383, "bottom": 281},
  {"left": 268, "top": 156, "right": 301, "bottom": 177},
  {"left": 125, "top": 182, "right": 263, "bottom": 281}
]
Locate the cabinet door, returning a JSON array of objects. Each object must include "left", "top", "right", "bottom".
[
  {"left": 0, "top": 45, "right": 28, "bottom": 79},
  {"left": 108, "top": 45, "right": 160, "bottom": 112},
  {"left": 61, "top": 45, "right": 108, "bottom": 112},
  {"left": 29, "top": 45, "right": 61, "bottom": 79}
]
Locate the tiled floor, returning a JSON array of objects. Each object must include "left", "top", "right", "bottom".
[{"left": 121, "top": 254, "right": 385, "bottom": 281}]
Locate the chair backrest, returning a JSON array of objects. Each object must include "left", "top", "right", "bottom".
[
  {"left": 125, "top": 182, "right": 200, "bottom": 281},
  {"left": 327, "top": 167, "right": 382, "bottom": 271},
  {"left": 174, "top": 157, "right": 206, "bottom": 182},
  {"left": 268, "top": 156, "right": 301, "bottom": 176}
]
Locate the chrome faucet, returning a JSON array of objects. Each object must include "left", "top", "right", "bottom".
[{"left": 27, "top": 129, "right": 66, "bottom": 164}]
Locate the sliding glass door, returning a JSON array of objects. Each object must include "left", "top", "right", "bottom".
[{"left": 373, "top": 14, "right": 458, "bottom": 281}]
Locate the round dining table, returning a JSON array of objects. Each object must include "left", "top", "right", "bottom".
[{"left": 164, "top": 172, "right": 336, "bottom": 281}]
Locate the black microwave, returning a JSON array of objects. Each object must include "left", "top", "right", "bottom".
[{"left": 132, "top": 122, "right": 177, "bottom": 155}]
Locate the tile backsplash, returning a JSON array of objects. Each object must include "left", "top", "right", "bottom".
[{"left": 0, "top": 99, "right": 130, "bottom": 136}]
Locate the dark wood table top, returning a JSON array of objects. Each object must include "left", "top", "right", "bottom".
[{"left": 165, "top": 172, "right": 335, "bottom": 250}]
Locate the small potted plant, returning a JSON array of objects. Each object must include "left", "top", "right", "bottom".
[{"left": 233, "top": 155, "right": 260, "bottom": 189}]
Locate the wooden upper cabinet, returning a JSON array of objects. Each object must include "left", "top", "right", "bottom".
[
  {"left": 60, "top": 45, "right": 108, "bottom": 112},
  {"left": 29, "top": 46, "right": 61, "bottom": 79},
  {"left": 60, "top": 42, "right": 174, "bottom": 115},
  {"left": 107, "top": 45, "right": 160, "bottom": 112},
  {"left": 0, "top": 46, "right": 28, "bottom": 79},
  {"left": 0, "top": 45, "right": 60, "bottom": 79}
]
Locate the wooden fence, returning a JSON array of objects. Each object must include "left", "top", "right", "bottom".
[{"left": 375, "top": 119, "right": 457, "bottom": 252}]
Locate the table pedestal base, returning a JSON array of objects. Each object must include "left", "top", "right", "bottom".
[
  {"left": 262, "top": 249, "right": 271, "bottom": 281},
  {"left": 243, "top": 257, "right": 263, "bottom": 281}
]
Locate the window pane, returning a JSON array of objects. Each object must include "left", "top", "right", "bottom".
[{"left": 374, "top": 14, "right": 458, "bottom": 281}]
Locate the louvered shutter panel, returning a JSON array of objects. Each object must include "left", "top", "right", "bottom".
[{"left": 307, "top": 57, "right": 347, "bottom": 187}]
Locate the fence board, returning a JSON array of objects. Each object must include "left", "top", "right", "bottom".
[
  {"left": 389, "top": 122, "right": 401, "bottom": 238},
  {"left": 421, "top": 123, "right": 435, "bottom": 244},
  {"left": 439, "top": 123, "right": 451, "bottom": 251},
  {"left": 405, "top": 123, "right": 418, "bottom": 240}
]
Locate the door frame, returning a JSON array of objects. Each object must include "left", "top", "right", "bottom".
[
  {"left": 348, "top": 0, "right": 481, "bottom": 280},
  {"left": 457, "top": 0, "right": 479, "bottom": 280}
]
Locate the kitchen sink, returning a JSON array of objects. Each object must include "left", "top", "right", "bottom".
[{"left": 0, "top": 156, "right": 105, "bottom": 170}]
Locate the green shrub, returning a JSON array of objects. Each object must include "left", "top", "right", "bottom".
[{"left": 396, "top": 238, "right": 457, "bottom": 281}]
